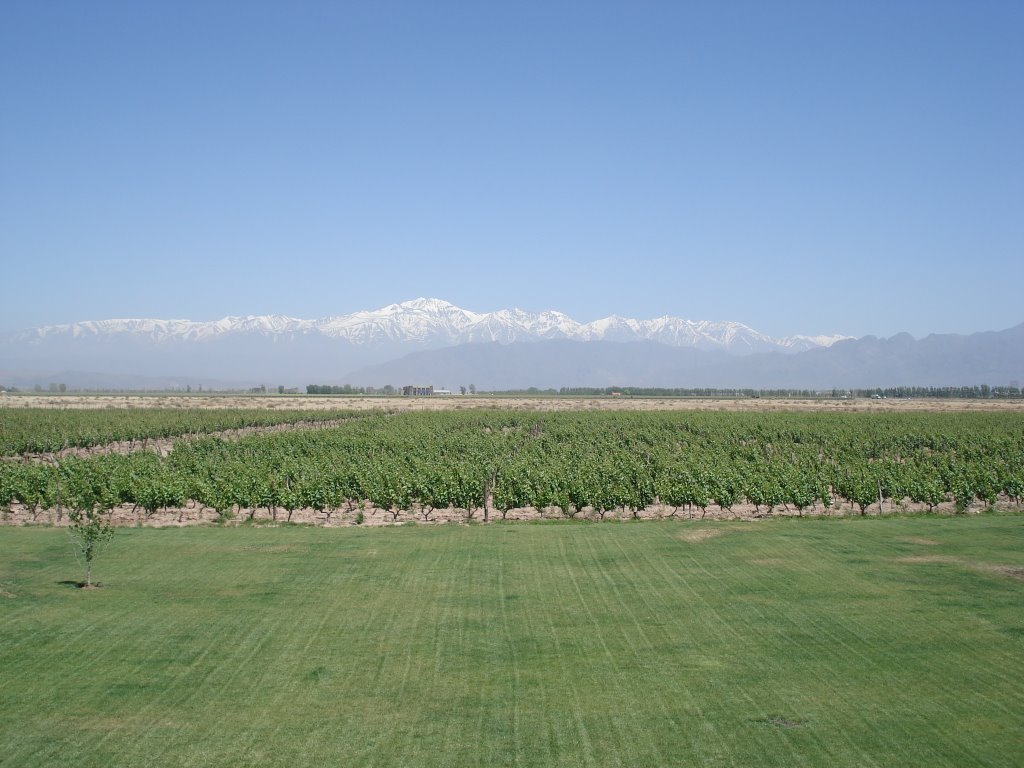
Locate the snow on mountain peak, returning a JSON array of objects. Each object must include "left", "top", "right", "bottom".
[
  {"left": 10, "top": 299, "right": 850, "bottom": 353},
  {"left": 397, "top": 297, "right": 457, "bottom": 312}
]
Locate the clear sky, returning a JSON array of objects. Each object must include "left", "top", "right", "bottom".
[{"left": 1, "top": 1, "right": 1021, "bottom": 339}]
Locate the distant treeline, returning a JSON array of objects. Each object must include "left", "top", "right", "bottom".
[
  {"left": 848, "top": 385, "right": 1021, "bottom": 399},
  {"left": 509, "top": 385, "right": 1024, "bottom": 399},
  {"left": 306, "top": 384, "right": 396, "bottom": 395},
  {"left": 7, "top": 383, "right": 1018, "bottom": 400},
  {"left": 557, "top": 387, "right": 818, "bottom": 398}
]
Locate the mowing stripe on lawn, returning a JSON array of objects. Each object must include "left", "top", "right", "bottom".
[{"left": 1, "top": 517, "right": 1022, "bottom": 767}]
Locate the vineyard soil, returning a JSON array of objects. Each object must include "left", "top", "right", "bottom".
[{"left": 1, "top": 497, "right": 1018, "bottom": 528}]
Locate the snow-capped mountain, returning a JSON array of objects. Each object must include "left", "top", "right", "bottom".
[
  {"left": 8, "top": 298, "right": 848, "bottom": 353},
  {"left": 6, "top": 301, "right": 1019, "bottom": 391}
]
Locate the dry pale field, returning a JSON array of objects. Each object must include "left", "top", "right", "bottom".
[{"left": 2, "top": 392, "right": 1022, "bottom": 412}]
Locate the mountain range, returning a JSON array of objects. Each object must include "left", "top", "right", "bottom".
[
  {"left": 1, "top": 299, "right": 1020, "bottom": 390},
  {"left": 5, "top": 298, "right": 846, "bottom": 353},
  {"left": 345, "top": 326, "right": 1024, "bottom": 391}
]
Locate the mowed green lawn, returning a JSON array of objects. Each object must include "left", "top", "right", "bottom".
[{"left": 1, "top": 517, "right": 1022, "bottom": 767}]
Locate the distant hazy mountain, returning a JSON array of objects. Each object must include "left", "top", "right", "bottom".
[
  {"left": 0, "top": 369, "right": 255, "bottom": 392},
  {"left": 344, "top": 323, "right": 1024, "bottom": 391},
  {"left": 0, "top": 298, "right": 848, "bottom": 386},
  {"left": 345, "top": 341, "right": 729, "bottom": 391}
]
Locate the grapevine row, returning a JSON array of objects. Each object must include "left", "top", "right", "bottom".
[
  {"left": 0, "top": 407, "right": 360, "bottom": 456},
  {"left": 2, "top": 411, "right": 1021, "bottom": 522}
]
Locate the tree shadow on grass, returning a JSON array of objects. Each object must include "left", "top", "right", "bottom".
[{"left": 56, "top": 580, "right": 103, "bottom": 589}]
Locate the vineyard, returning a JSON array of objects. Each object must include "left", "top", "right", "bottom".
[
  {"left": 2, "top": 409, "right": 1022, "bottom": 525},
  {"left": 0, "top": 407, "right": 358, "bottom": 456}
]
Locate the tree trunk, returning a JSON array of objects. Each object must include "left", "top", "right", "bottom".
[{"left": 484, "top": 473, "right": 494, "bottom": 523}]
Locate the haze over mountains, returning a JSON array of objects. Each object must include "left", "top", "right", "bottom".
[
  {"left": 1, "top": 299, "right": 1021, "bottom": 391},
  {"left": 347, "top": 327, "right": 1024, "bottom": 392}
]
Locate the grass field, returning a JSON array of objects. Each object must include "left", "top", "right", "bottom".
[{"left": 1, "top": 516, "right": 1022, "bottom": 767}]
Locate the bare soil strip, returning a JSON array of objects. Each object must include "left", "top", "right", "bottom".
[
  {"left": 678, "top": 528, "right": 728, "bottom": 543},
  {"left": 6, "top": 417, "right": 354, "bottom": 463},
  {"left": 3, "top": 497, "right": 1015, "bottom": 529}
]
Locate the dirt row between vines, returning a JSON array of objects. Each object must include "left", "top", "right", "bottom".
[
  {"left": 3, "top": 497, "right": 1016, "bottom": 529},
  {"left": 5, "top": 418, "right": 356, "bottom": 464}
]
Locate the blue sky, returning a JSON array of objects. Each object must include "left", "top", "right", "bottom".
[{"left": 1, "top": 1, "right": 1021, "bottom": 339}]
